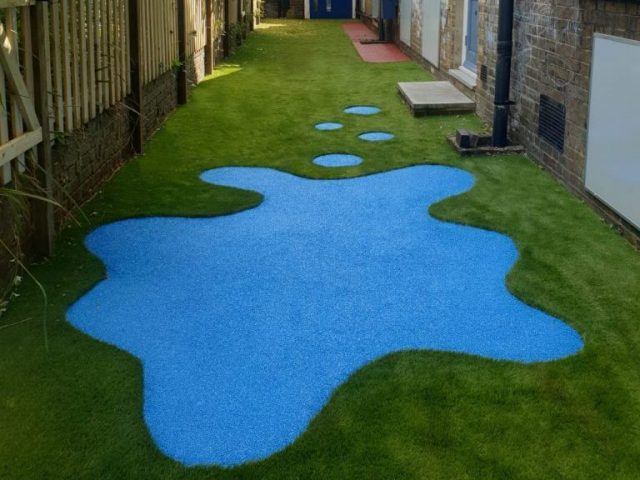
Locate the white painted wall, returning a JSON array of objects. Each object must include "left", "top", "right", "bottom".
[
  {"left": 421, "top": 0, "right": 440, "bottom": 67},
  {"left": 585, "top": 34, "right": 640, "bottom": 229},
  {"left": 399, "top": 0, "right": 412, "bottom": 45}
]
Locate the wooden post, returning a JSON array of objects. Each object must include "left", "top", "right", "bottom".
[
  {"left": 238, "top": 0, "right": 244, "bottom": 40},
  {"left": 177, "top": 0, "right": 187, "bottom": 105},
  {"left": 30, "top": 0, "right": 54, "bottom": 257},
  {"left": 249, "top": 0, "right": 254, "bottom": 31},
  {"left": 204, "top": 0, "right": 213, "bottom": 75},
  {"left": 128, "top": 0, "right": 143, "bottom": 154},
  {"left": 223, "top": 0, "right": 230, "bottom": 57}
]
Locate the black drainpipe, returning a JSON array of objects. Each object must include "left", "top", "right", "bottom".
[{"left": 491, "top": 0, "right": 515, "bottom": 147}]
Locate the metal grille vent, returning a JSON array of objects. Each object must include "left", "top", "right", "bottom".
[
  {"left": 538, "top": 94, "right": 566, "bottom": 152},
  {"left": 480, "top": 64, "right": 488, "bottom": 83}
]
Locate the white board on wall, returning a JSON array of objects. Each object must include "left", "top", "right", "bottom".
[{"left": 585, "top": 34, "right": 640, "bottom": 229}]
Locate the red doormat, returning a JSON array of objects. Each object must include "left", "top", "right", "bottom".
[{"left": 342, "top": 22, "right": 410, "bottom": 63}]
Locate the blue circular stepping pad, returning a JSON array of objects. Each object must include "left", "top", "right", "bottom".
[
  {"left": 313, "top": 154, "right": 363, "bottom": 167},
  {"left": 359, "top": 131, "right": 395, "bottom": 142},
  {"left": 344, "top": 105, "right": 381, "bottom": 116},
  {"left": 315, "top": 122, "right": 343, "bottom": 131}
]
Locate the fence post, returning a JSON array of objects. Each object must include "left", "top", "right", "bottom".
[
  {"left": 204, "top": 0, "right": 213, "bottom": 75},
  {"left": 30, "top": 0, "right": 54, "bottom": 257},
  {"left": 250, "top": 0, "right": 254, "bottom": 31},
  {"left": 177, "top": 0, "right": 188, "bottom": 105},
  {"left": 128, "top": 0, "right": 144, "bottom": 154},
  {"left": 223, "top": 0, "right": 230, "bottom": 57}
]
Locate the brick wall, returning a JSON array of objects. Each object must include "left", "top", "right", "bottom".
[
  {"left": 475, "top": 0, "right": 640, "bottom": 246},
  {"left": 0, "top": 200, "right": 28, "bottom": 298}
]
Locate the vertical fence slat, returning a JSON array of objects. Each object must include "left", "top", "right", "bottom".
[
  {"left": 21, "top": 6, "right": 37, "bottom": 171},
  {"left": 114, "top": 0, "right": 121, "bottom": 103},
  {"left": 87, "top": 0, "right": 96, "bottom": 119},
  {"left": 100, "top": 0, "right": 108, "bottom": 108},
  {"left": 6, "top": 9, "right": 24, "bottom": 173},
  {"left": 122, "top": 0, "right": 129, "bottom": 95},
  {"left": 61, "top": 0, "right": 73, "bottom": 130},
  {"left": 79, "top": 0, "right": 89, "bottom": 124},
  {"left": 109, "top": 0, "right": 116, "bottom": 105},
  {"left": 70, "top": 0, "right": 81, "bottom": 128},
  {"left": 0, "top": 55, "right": 10, "bottom": 184},
  {"left": 50, "top": 0, "right": 64, "bottom": 133}
]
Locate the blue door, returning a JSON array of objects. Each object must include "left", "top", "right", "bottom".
[
  {"left": 310, "top": 0, "right": 352, "bottom": 18},
  {"left": 464, "top": 0, "right": 478, "bottom": 71}
]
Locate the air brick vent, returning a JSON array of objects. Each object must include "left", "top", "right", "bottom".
[
  {"left": 480, "top": 64, "right": 488, "bottom": 83},
  {"left": 538, "top": 94, "right": 566, "bottom": 152}
]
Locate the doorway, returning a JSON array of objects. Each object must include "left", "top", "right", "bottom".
[{"left": 463, "top": 0, "right": 479, "bottom": 71}]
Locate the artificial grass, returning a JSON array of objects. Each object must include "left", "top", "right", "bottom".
[{"left": 1, "top": 19, "right": 640, "bottom": 479}]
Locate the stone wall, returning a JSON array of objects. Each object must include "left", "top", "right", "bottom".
[
  {"left": 475, "top": 0, "right": 640, "bottom": 246},
  {"left": 439, "top": 0, "right": 464, "bottom": 71},
  {"left": 410, "top": 0, "right": 423, "bottom": 51}
]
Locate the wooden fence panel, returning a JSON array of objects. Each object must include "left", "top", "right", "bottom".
[
  {"left": 139, "top": 0, "right": 179, "bottom": 86},
  {"left": 186, "top": 0, "right": 207, "bottom": 57},
  {"left": 1, "top": 0, "right": 213, "bottom": 185}
]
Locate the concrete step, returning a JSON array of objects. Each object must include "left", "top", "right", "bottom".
[{"left": 397, "top": 81, "right": 476, "bottom": 116}]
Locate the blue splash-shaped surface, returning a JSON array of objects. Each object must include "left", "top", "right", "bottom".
[
  {"left": 313, "top": 153, "right": 363, "bottom": 167},
  {"left": 67, "top": 166, "right": 583, "bottom": 467},
  {"left": 359, "top": 131, "right": 395, "bottom": 142},
  {"left": 315, "top": 122, "right": 343, "bottom": 131},
  {"left": 344, "top": 105, "right": 381, "bottom": 115}
]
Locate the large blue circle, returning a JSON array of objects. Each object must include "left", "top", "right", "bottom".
[
  {"left": 358, "top": 131, "right": 395, "bottom": 142},
  {"left": 344, "top": 106, "right": 381, "bottom": 116},
  {"left": 313, "top": 154, "right": 363, "bottom": 167}
]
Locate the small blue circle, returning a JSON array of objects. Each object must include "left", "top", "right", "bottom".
[
  {"left": 315, "top": 122, "right": 343, "bottom": 131},
  {"left": 313, "top": 154, "right": 363, "bottom": 168},
  {"left": 344, "top": 106, "right": 381, "bottom": 116},
  {"left": 359, "top": 131, "right": 395, "bottom": 142}
]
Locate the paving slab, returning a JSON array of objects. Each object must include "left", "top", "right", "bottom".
[
  {"left": 398, "top": 81, "right": 476, "bottom": 116},
  {"left": 342, "top": 23, "right": 410, "bottom": 63}
]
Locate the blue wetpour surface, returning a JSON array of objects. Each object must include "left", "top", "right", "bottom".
[
  {"left": 315, "top": 122, "right": 343, "bottom": 131},
  {"left": 344, "top": 105, "right": 381, "bottom": 115},
  {"left": 313, "top": 153, "right": 363, "bottom": 167},
  {"left": 359, "top": 131, "right": 395, "bottom": 142},
  {"left": 67, "top": 166, "right": 583, "bottom": 467}
]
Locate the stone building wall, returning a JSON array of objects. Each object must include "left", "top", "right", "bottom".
[
  {"left": 475, "top": 0, "right": 640, "bottom": 246},
  {"left": 410, "top": 0, "right": 423, "bottom": 51},
  {"left": 439, "top": 0, "right": 464, "bottom": 71}
]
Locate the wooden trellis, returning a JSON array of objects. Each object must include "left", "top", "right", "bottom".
[{"left": 0, "top": 1, "right": 43, "bottom": 186}]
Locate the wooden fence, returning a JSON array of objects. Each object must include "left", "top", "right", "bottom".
[
  {"left": 0, "top": 0, "right": 226, "bottom": 255},
  {"left": 0, "top": 0, "right": 216, "bottom": 185}
]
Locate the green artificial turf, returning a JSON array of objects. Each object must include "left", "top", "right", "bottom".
[{"left": 2, "top": 20, "right": 640, "bottom": 479}]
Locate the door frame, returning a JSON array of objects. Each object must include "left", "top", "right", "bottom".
[{"left": 460, "top": 0, "right": 478, "bottom": 74}]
